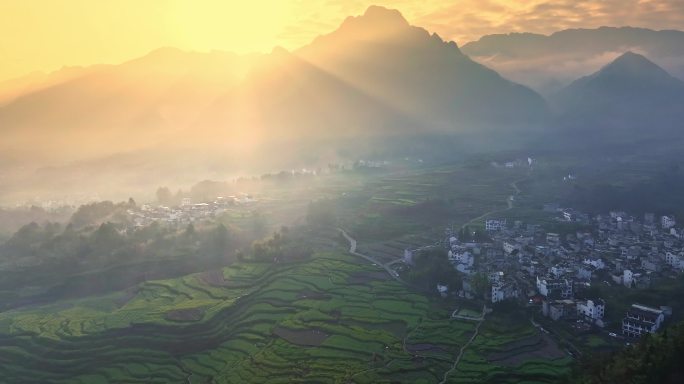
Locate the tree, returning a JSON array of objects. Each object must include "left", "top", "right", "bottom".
[
  {"left": 156, "top": 187, "right": 173, "bottom": 205},
  {"left": 570, "top": 321, "right": 684, "bottom": 384},
  {"left": 90, "top": 222, "right": 124, "bottom": 258},
  {"left": 471, "top": 272, "right": 489, "bottom": 300},
  {"left": 70, "top": 201, "right": 119, "bottom": 228},
  {"left": 203, "top": 224, "right": 231, "bottom": 263},
  {"left": 405, "top": 248, "right": 461, "bottom": 292}
]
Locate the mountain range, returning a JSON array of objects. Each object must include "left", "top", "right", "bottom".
[
  {"left": 1, "top": 6, "right": 684, "bottom": 203},
  {"left": 0, "top": 6, "right": 546, "bottom": 164},
  {"left": 462, "top": 27, "right": 684, "bottom": 95}
]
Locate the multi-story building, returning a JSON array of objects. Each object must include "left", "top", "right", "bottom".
[
  {"left": 665, "top": 251, "right": 684, "bottom": 270},
  {"left": 661, "top": 215, "right": 676, "bottom": 229},
  {"left": 503, "top": 241, "right": 520, "bottom": 255},
  {"left": 577, "top": 299, "right": 606, "bottom": 326},
  {"left": 536, "top": 276, "right": 573, "bottom": 299},
  {"left": 485, "top": 219, "right": 507, "bottom": 231},
  {"left": 623, "top": 269, "right": 634, "bottom": 288},
  {"left": 546, "top": 232, "right": 560, "bottom": 246},
  {"left": 622, "top": 304, "right": 665, "bottom": 338},
  {"left": 543, "top": 299, "right": 577, "bottom": 321},
  {"left": 491, "top": 282, "right": 518, "bottom": 304}
]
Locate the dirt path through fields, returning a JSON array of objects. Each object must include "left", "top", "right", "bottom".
[{"left": 439, "top": 306, "right": 487, "bottom": 384}]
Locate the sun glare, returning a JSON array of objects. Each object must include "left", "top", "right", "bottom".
[{"left": 165, "top": 1, "right": 296, "bottom": 54}]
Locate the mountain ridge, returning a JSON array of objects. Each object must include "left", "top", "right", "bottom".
[
  {"left": 461, "top": 26, "right": 684, "bottom": 94},
  {"left": 0, "top": 6, "right": 549, "bottom": 203},
  {"left": 0, "top": 5, "right": 548, "bottom": 160}
]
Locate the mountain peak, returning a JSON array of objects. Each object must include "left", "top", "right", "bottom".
[
  {"left": 362, "top": 5, "right": 408, "bottom": 24},
  {"left": 598, "top": 51, "right": 672, "bottom": 81},
  {"left": 339, "top": 5, "right": 409, "bottom": 33}
]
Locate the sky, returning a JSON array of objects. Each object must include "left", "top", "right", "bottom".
[{"left": 1, "top": 0, "right": 683, "bottom": 82}]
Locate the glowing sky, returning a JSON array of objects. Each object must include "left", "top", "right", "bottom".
[{"left": 1, "top": 0, "right": 683, "bottom": 82}]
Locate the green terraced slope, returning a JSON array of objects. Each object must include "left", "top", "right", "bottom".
[{"left": 0, "top": 250, "right": 570, "bottom": 383}]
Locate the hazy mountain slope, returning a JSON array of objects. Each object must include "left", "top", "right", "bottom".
[
  {"left": 0, "top": 6, "right": 547, "bottom": 163},
  {"left": 185, "top": 5, "right": 549, "bottom": 146},
  {"left": 461, "top": 27, "right": 684, "bottom": 94},
  {"left": 551, "top": 52, "right": 684, "bottom": 131},
  {"left": 296, "top": 6, "right": 548, "bottom": 128},
  {"left": 0, "top": 48, "right": 252, "bottom": 161},
  {"left": 0, "top": 6, "right": 550, "bottom": 203},
  {"left": 0, "top": 65, "right": 108, "bottom": 107}
]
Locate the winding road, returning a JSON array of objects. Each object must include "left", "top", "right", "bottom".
[{"left": 338, "top": 228, "right": 405, "bottom": 284}]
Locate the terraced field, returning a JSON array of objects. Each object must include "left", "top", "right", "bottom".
[
  {"left": 0, "top": 248, "right": 571, "bottom": 383},
  {"left": 451, "top": 311, "right": 572, "bottom": 383}
]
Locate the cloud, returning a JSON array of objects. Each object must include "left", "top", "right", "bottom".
[{"left": 279, "top": 1, "right": 684, "bottom": 47}]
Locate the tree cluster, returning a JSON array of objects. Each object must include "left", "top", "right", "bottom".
[
  {"left": 251, "top": 227, "right": 312, "bottom": 263},
  {"left": 403, "top": 248, "right": 461, "bottom": 292},
  {"left": 571, "top": 321, "right": 684, "bottom": 384}
]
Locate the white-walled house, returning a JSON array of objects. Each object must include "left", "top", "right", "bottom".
[
  {"left": 503, "top": 241, "right": 520, "bottom": 255},
  {"left": 623, "top": 269, "right": 634, "bottom": 288},
  {"left": 582, "top": 258, "right": 605, "bottom": 270},
  {"left": 665, "top": 252, "right": 684, "bottom": 271},
  {"left": 491, "top": 282, "right": 518, "bottom": 304},
  {"left": 436, "top": 284, "right": 449, "bottom": 298},
  {"left": 485, "top": 219, "right": 507, "bottom": 231},
  {"left": 492, "top": 284, "right": 505, "bottom": 303},
  {"left": 661, "top": 215, "right": 676, "bottom": 229},
  {"left": 577, "top": 299, "right": 606, "bottom": 326}
]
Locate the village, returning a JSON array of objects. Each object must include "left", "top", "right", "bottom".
[
  {"left": 124, "top": 194, "right": 258, "bottom": 229},
  {"left": 406, "top": 207, "right": 682, "bottom": 340}
]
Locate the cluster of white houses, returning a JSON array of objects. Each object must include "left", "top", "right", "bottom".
[
  {"left": 427, "top": 208, "right": 680, "bottom": 338},
  {"left": 126, "top": 195, "right": 256, "bottom": 228}
]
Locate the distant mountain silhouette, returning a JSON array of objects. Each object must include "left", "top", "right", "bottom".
[
  {"left": 0, "top": 48, "right": 253, "bottom": 160},
  {"left": 0, "top": 5, "right": 547, "bottom": 164},
  {"left": 295, "top": 5, "right": 548, "bottom": 128},
  {"left": 551, "top": 52, "right": 684, "bottom": 131},
  {"left": 461, "top": 27, "right": 684, "bottom": 94},
  {"left": 0, "top": 6, "right": 552, "bottom": 202},
  {"left": 0, "top": 65, "right": 107, "bottom": 106}
]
